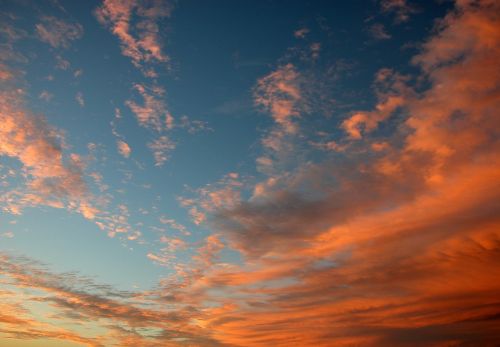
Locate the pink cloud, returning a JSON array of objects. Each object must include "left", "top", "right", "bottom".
[
  {"left": 178, "top": 173, "right": 243, "bottom": 225},
  {"left": 116, "top": 140, "right": 131, "bottom": 158},
  {"left": 369, "top": 23, "right": 392, "bottom": 40},
  {"left": 254, "top": 63, "right": 302, "bottom": 134},
  {"left": 38, "top": 90, "right": 53, "bottom": 102},
  {"left": 125, "top": 83, "right": 170, "bottom": 132},
  {"left": 0, "top": 63, "right": 13, "bottom": 80},
  {"left": 147, "top": 135, "right": 175, "bottom": 166},
  {"left": 75, "top": 91, "right": 85, "bottom": 107},
  {"left": 95, "top": 0, "right": 173, "bottom": 73},
  {"left": 380, "top": 0, "right": 418, "bottom": 23},
  {"left": 294, "top": 27, "right": 310, "bottom": 39},
  {"left": 35, "top": 16, "right": 83, "bottom": 48},
  {"left": 0, "top": 88, "right": 98, "bottom": 220}
]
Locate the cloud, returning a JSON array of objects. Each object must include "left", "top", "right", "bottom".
[
  {"left": 179, "top": 115, "right": 211, "bottom": 134},
  {"left": 147, "top": 135, "right": 175, "bottom": 166},
  {"left": 79, "top": 202, "right": 99, "bottom": 220},
  {"left": 159, "top": 216, "right": 190, "bottom": 235},
  {"left": 369, "top": 23, "right": 392, "bottom": 40},
  {"left": 0, "top": 87, "right": 97, "bottom": 220},
  {"left": 2, "top": 18, "right": 144, "bottom": 245},
  {"left": 169, "top": 1, "right": 500, "bottom": 345},
  {"left": 310, "top": 42, "right": 321, "bottom": 59},
  {"left": 35, "top": 16, "right": 83, "bottom": 48},
  {"left": 178, "top": 173, "right": 243, "bottom": 225},
  {"left": 75, "top": 91, "right": 85, "bottom": 107},
  {"left": 110, "top": 107, "right": 133, "bottom": 160},
  {"left": 117, "top": 140, "right": 131, "bottom": 158},
  {"left": 342, "top": 94, "right": 404, "bottom": 139},
  {"left": 204, "top": 159, "right": 500, "bottom": 345},
  {"left": 309, "top": 140, "right": 346, "bottom": 152},
  {"left": 380, "top": 0, "right": 418, "bottom": 23},
  {"left": 55, "top": 54, "right": 70, "bottom": 70},
  {"left": 92, "top": 204, "right": 135, "bottom": 239},
  {"left": 254, "top": 63, "right": 302, "bottom": 134},
  {"left": 38, "top": 90, "right": 53, "bottom": 102},
  {"left": 126, "top": 83, "right": 171, "bottom": 132},
  {"left": 251, "top": 51, "right": 345, "bottom": 176},
  {"left": 1, "top": 231, "right": 14, "bottom": 238},
  {"left": 73, "top": 68, "right": 83, "bottom": 78},
  {"left": 96, "top": 1, "right": 179, "bottom": 169},
  {"left": 147, "top": 236, "right": 187, "bottom": 267},
  {"left": 252, "top": 64, "right": 310, "bottom": 175},
  {"left": 95, "top": 0, "right": 173, "bottom": 73},
  {"left": 0, "top": 16, "right": 105, "bottom": 226},
  {"left": 294, "top": 27, "right": 310, "bottom": 39},
  {"left": 342, "top": 68, "right": 409, "bottom": 139},
  {"left": 0, "top": 253, "right": 220, "bottom": 346},
  {"left": 0, "top": 63, "right": 13, "bottom": 81}
]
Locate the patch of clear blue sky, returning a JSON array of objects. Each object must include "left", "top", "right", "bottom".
[{"left": 0, "top": 0, "right": 452, "bottom": 290}]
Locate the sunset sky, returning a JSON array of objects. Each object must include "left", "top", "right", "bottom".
[{"left": 1, "top": 0, "right": 499, "bottom": 346}]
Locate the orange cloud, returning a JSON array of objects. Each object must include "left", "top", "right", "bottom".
[
  {"left": 189, "top": 1, "right": 500, "bottom": 345},
  {"left": 342, "top": 69, "right": 409, "bottom": 139}
]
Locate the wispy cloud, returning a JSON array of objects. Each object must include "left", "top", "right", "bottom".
[
  {"left": 126, "top": 83, "right": 170, "bottom": 132},
  {"left": 95, "top": 0, "right": 173, "bottom": 74},
  {"left": 73, "top": 68, "right": 83, "bottom": 78},
  {"left": 294, "top": 27, "right": 310, "bottom": 39},
  {"left": 380, "top": 0, "right": 418, "bottom": 23},
  {"left": 38, "top": 90, "right": 53, "bottom": 102},
  {"left": 0, "top": 87, "right": 95, "bottom": 219},
  {"left": 110, "top": 107, "right": 133, "bottom": 159},
  {"left": 35, "top": 16, "right": 83, "bottom": 48},
  {"left": 254, "top": 63, "right": 302, "bottom": 134},
  {"left": 251, "top": 43, "right": 343, "bottom": 176},
  {"left": 75, "top": 91, "right": 85, "bottom": 107},
  {"left": 148, "top": 135, "right": 175, "bottom": 166},
  {"left": 55, "top": 54, "right": 70, "bottom": 70},
  {"left": 0, "top": 12, "right": 102, "bottom": 225},
  {"left": 0, "top": 253, "right": 220, "bottom": 346},
  {"left": 117, "top": 140, "right": 131, "bottom": 158},
  {"left": 369, "top": 22, "right": 392, "bottom": 40},
  {"left": 178, "top": 172, "right": 243, "bottom": 226}
]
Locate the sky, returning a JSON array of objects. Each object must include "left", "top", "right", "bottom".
[{"left": 0, "top": 0, "right": 499, "bottom": 346}]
